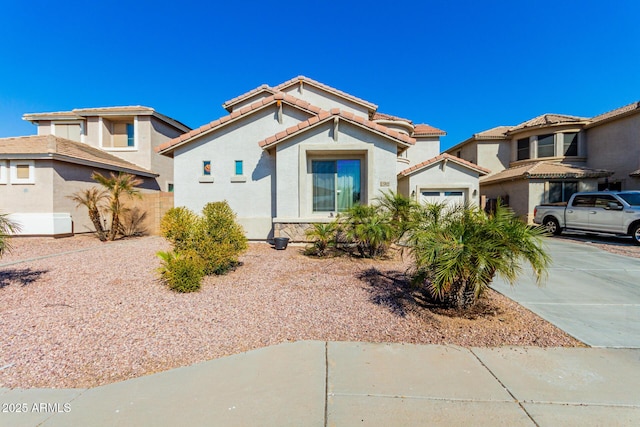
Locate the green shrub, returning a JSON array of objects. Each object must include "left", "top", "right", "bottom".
[
  {"left": 160, "top": 207, "right": 198, "bottom": 251},
  {"left": 157, "top": 250, "right": 205, "bottom": 293},
  {"left": 158, "top": 201, "right": 248, "bottom": 291},
  {"left": 340, "top": 204, "right": 394, "bottom": 258},
  {"left": 305, "top": 222, "right": 338, "bottom": 257}
]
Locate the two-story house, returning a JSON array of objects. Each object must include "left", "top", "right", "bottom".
[
  {"left": 446, "top": 101, "right": 640, "bottom": 221},
  {"left": 0, "top": 107, "right": 189, "bottom": 236}
]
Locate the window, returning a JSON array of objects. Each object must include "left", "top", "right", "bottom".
[
  {"left": 563, "top": 133, "right": 578, "bottom": 156},
  {"left": 594, "top": 195, "right": 621, "bottom": 209},
  {"left": 312, "top": 159, "right": 361, "bottom": 212},
  {"left": 54, "top": 123, "right": 81, "bottom": 141},
  {"left": 517, "top": 138, "right": 530, "bottom": 160},
  {"left": 0, "top": 161, "right": 7, "bottom": 184},
  {"left": 235, "top": 160, "right": 243, "bottom": 176},
  {"left": 537, "top": 134, "right": 555, "bottom": 158},
  {"left": 10, "top": 160, "right": 35, "bottom": 184},
  {"left": 203, "top": 161, "right": 211, "bottom": 176},
  {"left": 619, "top": 192, "right": 640, "bottom": 206},
  {"left": 572, "top": 194, "right": 595, "bottom": 207},
  {"left": 167, "top": 183, "right": 174, "bottom": 192},
  {"left": 103, "top": 120, "right": 135, "bottom": 148},
  {"left": 548, "top": 181, "right": 577, "bottom": 203}
]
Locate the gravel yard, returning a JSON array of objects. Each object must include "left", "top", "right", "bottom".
[{"left": 1, "top": 235, "right": 583, "bottom": 389}]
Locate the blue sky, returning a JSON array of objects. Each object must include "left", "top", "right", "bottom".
[{"left": 1, "top": 0, "right": 639, "bottom": 150}]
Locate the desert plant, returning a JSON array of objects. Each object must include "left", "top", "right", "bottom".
[
  {"left": 305, "top": 222, "right": 338, "bottom": 256},
  {"left": 158, "top": 201, "right": 247, "bottom": 291},
  {"left": 68, "top": 187, "right": 109, "bottom": 241},
  {"left": 0, "top": 212, "right": 20, "bottom": 257},
  {"left": 409, "top": 203, "right": 550, "bottom": 309},
  {"left": 340, "top": 204, "right": 394, "bottom": 258},
  {"left": 160, "top": 206, "right": 199, "bottom": 251},
  {"left": 157, "top": 250, "right": 204, "bottom": 293},
  {"left": 92, "top": 172, "right": 143, "bottom": 240},
  {"left": 376, "top": 190, "right": 420, "bottom": 240},
  {"left": 118, "top": 207, "right": 148, "bottom": 237}
]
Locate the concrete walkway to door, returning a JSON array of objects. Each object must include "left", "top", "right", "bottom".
[{"left": 491, "top": 237, "right": 640, "bottom": 348}]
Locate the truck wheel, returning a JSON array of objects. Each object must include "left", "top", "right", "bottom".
[
  {"left": 632, "top": 223, "right": 640, "bottom": 245},
  {"left": 544, "top": 217, "right": 562, "bottom": 235}
]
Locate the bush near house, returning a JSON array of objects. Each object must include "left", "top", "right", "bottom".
[
  {"left": 408, "top": 202, "right": 550, "bottom": 309},
  {"left": 158, "top": 201, "right": 248, "bottom": 292},
  {"left": 0, "top": 212, "right": 20, "bottom": 258},
  {"left": 304, "top": 192, "right": 550, "bottom": 310}
]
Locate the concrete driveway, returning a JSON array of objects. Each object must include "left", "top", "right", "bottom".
[{"left": 491, "top": 238, "right": 640, "bottom": 348}]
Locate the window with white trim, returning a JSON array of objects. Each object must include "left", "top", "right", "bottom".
[
  {"left": 102, "top": 119, "right": 136, "bottom": 149},
  {"left": 10, "top": 160, "right": 35, "bottom": 184},
  {"left": 0, "top": 161, "right": 7, "bottom": 184}
]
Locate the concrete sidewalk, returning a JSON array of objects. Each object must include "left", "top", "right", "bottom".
[
  {"left": 2, "top": 341, "right": 639, "bottom": 426},
  {"left": 491, "top": 238, "right": 640, "bottom": 348}
]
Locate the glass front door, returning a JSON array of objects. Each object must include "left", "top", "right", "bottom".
[{"left": 312, "top": 159, "right": 361, "bottom": 213}]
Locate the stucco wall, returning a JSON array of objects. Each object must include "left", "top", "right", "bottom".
[
  {"left": 280, "top": 85, "right": 370, "bottom": 118},
  {"left": 405, "top": 137, "right": 440, "bottom": 167},
  {"left": 173, "top": 104, "right": 312, "bottom": 239},
  {"left": 150, "top": 116, "right": 184, "bottom": 191},
  {"left": 274, "top": 120, "right": 399, "bottom": 222},
  {"left": 477, "top": 140, "right": 510, "bottom": 174},
  {"left": 403, "top": 162, "right": 481, "bottom": 206},
  {"left": 482, "top": 179, "right": 530, "bottom": 220},
  {"left": 586, "top": 114, "right": 640, "bottom": 190},
  {"left": 0, "top": 161, "right": 54, "bottom": 213}
]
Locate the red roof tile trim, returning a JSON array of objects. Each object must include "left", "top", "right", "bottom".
[
  {"left": 221, "top": 84, "right": 276, "bottom": 110},
  {"left": 274, "top": 76, "right": 378, "bottom": 111},
  {"left": 413, "top": 124, "right": 446, "bottom": 136},
  {"left": 156, "top": 94, "right": 324, "bottom": 154},
  {"left": 398, "top": 153, "right": 490, "bottom": 177},
  {"left": 258, "top": 110, "right": 415, "bottom": 149}
]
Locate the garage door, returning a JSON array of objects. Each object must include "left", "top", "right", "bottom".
[{"left": 420, "top": 190, "right": 465, "bottom": 208}]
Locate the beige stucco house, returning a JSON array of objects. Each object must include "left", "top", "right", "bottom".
[
  {"left": 446, "top": 101, "right": 640, "bottom": 221},
  {"left": 23, "top": 106, "right": 190, "bottom": 192},
  {"left": 0, "top": 135, "right": 159, "bottom": 235},
  {"left": 158, "top": 76, "right": 486, "bottom": 240},
  {"left": 1, "top": 106, "right": 190, "bottom": 236}
]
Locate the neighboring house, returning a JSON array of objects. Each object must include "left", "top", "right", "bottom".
[
  {"left": 23, "top": 106, "right": 191, "bottom": 192},
  {"left": 0, "top": 135, "right": 159, "bottom": 236},
  {"left": 157, "top": 76, "right": 486, "bottom": 240},
  {"left": 446, "top": 102, "right": 640, "bottom": 221}
]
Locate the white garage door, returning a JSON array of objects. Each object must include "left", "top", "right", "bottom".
[{"left": 420, "top": 190, "right": 465, "bottom": 208}]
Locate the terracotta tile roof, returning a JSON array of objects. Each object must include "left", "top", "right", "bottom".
[
  {"left": 221, "top": 84, "right": 277, "bottom": 111},
  {"left": 0, "top": 135, "right": 156, "bottom": 176},
  {"left": 481, "top": 161, "right": 612, "bottom": 185},
  {"left": 157, "top": 94, "right": 324, "bottom": 154},
  {"left": 508, "top": 114, "right": 588, "bottom": 133},
  {"left": 372, "top": 112, "right": 413, "bottom": 124},
  {"left": 587, "top": 101, "right": 640, "bottom": 128},
  {"left": 413, "top": 124, "right": 446, "bottom": 137},
  {"left": 398, "top": 153, "right": 490, "bottom": 177},
  {"left": 273, "top": 76, "right": 378, "bottom": 112},
  {"left": 474, "top": 125, "right": 511, "bottom": 138},
  {"left": 259, "top": 109, "right": 415, "bottom": 149}
]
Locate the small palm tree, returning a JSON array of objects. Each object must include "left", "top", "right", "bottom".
[
  {"left": 305, "top": 222, "right": 337, "bottom": 256},
  {"left": 0, "top": 212, "right": 20, "bottom": 257},
  {"left": 376, "top": 190, "right": 420, "bottom": 241},
  {"left": 342, "top": 204, "right": 394, "bottom": 258},
  {"left": 409, "top": 202, "right": 550, "bottom": 309},
  {"left": 91, "top": 172, "right": 143, "bottom": 241},
  {"left": 69, "top": 187, "right": 109, "bottom": 241}
]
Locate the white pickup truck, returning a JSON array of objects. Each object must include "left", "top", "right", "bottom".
[{"left": 533, "top": 191, "right": 640, "bottom": 245}]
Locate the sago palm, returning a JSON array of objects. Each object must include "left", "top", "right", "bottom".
[{"left": 410, "top": 203, "right": 550, "bottom": 308}]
